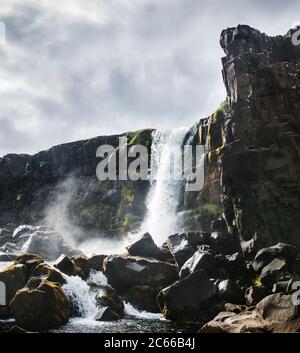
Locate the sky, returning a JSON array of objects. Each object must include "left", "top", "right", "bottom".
[{"left": 0, "top": 0, "right": 300, "bottom": 156}]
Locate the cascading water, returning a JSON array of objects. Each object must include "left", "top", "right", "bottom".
[{"left": 140, "top": 127, "right": 189, "bottom": 245}]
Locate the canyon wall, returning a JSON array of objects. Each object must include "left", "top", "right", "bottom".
[{"left": 1, "top": 25, "right": 300, "bottom": 250}]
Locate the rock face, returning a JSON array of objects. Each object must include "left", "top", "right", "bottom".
[
  {"left": 10, "top": 279, "right": 70, "bottom": 330},
  {"left": 96, "top": 285, "right": 124, "bottom": 316},
  {"left": 124, "top": 285, "right": 160, "bottom": 313},
  {"left": 0, "top": 130, "right": 153, "bottom": 236},
  {"left": 219, "top": 25, "right": 300, "bottom": 249},
  {"left": 103, "top": 255, "right": 178, "bottom": 293},
  {"left": 126, "top": 233, "right": 169, "bottom": 261},
  {"left": 157, "top": 270, "right": 217, "bottom": 323}
]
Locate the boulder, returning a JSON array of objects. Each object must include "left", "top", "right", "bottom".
[
  {"left": 179, "top": 250, "right": 215, "bottom": 279},
  {"left": 167, "top": 233, "right": 194, "bottom": 267},
  {"left": 126, "top": 233, "right": 169, "bottom": 261},
  {"left": 253, "top": 243, "right": 297, "bottom": 273},
  {"left": 157, "top": 270, "right": 217, "bottom": 322},
  {"left": 256, "top": 293, "right": 299, "bottom": 322},
  {"left": 10, "top": 279, "right": 70, "bottom": 330},
  {"left": 245, "top": 286, "right": 270, "bottom": 306},
  {"left": 200, "top": 310, "right": 274, "bottom": 333},
  {"left": 185, "top": 232, "right": 210, "bottom": 248},
  {"left": 96, "top": 285, "right": 124, "bottom": 316},
  {"left": 54, "top": 255, "right": 85, "bottom": 279},
  {"left": 103, "top": 255, "right": 178, "bottom": 293},
  {"left": 94, "top": 307, "right": 120, "bottom": 321},
  {"left": 0, "top": 253, "right": 17, "bottom": 262},
  {"left": 71, "top": 255, "right": 91, "bottom": 279},
  {"left": 88, "top": 254, "right": 107, "bottom": 272},
  {"left": 15, "top": 253, "right": 44, "bottom": 275},
  {"left": 259, "top": 258, "right": 288, "bottom": 287},
  {"left": 217, "top": 280, "right": 243, "bottom": 304},
  {"left": 31, "top": 263, "right": 66, "bottom": 285},
  {"left": 0, "top": 263, "right": 27, "bottom": 314},
  {"left": 124, "top": 285, "right": 160, "bottom": 313}
]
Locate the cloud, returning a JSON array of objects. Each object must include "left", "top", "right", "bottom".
[{"left": 0, "top": 0, "right": 299, "bottom": 156}]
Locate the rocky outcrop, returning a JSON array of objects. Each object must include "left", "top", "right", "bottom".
[
  {"left": 10, "top": 279, "right": 70, "bottom": 330},
  {"left": 218, "top": 25, "right": 300, "bottom": 249},
  {"left": 103, "top": 255, "right": 178, "bottom": 293},
  {"left": 157, "top": 270, "right": 218, "bottom": 323}
]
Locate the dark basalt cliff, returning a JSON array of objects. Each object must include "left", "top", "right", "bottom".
[
  {"left": 214, "top": 25, "right": 300, "bottom": 250},
  {"left": 1, "top": 25, "right": 300, "bottom": 250}
]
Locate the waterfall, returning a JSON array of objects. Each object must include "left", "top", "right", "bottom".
[
  {"left": 140, "top": 127, "right": 189, "bottom": 245},
  {"left": 62, "top": 270, "right": 107, "bottom": 319}
]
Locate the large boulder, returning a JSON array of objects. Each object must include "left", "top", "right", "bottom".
[
  {"left": 54, "top": 255, "right": 85, "bottom": 279},
  {"left": 31, "top": 263, "right": 66, "bottom": 285},
  {"left": 179, "top": 250, "right": 215, "bottom": 279},
  {"left": 245, "top": 286, "right": 270, "bottom": 306},
  {"left": 88, "top": 254, "right": 107, "bottom": 272},
  {"left": 217, "top": 280, "right": 243, "bottom": 304},
  {"left": 124, "top": 285, "right": 160, "bottom": 313},
  {"left": 253, "top": 243, "right": 297, "bottom": 273},
  {"left": 259, "top": 258, "right": 288, "bottom": 287},
  {"left": 12, "top": 225, "right": 80, "bottom": 261},
  {"left": 126, "top": 233, "right": 170, "bottom": 261},
  {"left": 15, "top": 253, "right": 44, "bottom": 275},
  {"left": 96, "top": 285, "right": 124, "bottom": 316},
  {"left": 157, "top": 270, "right": 217, "bottom": 322},
  {"left": 103, "top": 255, "right": 178, "bottom": 293},
  {"left": 94, "top": 307, "right": 120, "bottom": 321},
  {"left": 10, "top": 279, "right": 70, "bottom": 330},
  {"left": 71, "top": 255, "right": 91, "bottom": 279},
  {"left": 256, "top": 293, "right": 299, "bottom": 322},
  {"left": 167, "top": 233, "right": 194, "bottom": 267},
  {"left": 210, "top": 220, "right": 240, "bottom": 255},
  {"left": 0, "top": 263, "right": 27, "bottom": 317}
]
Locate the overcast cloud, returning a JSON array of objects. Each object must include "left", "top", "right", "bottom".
[{"left": 0, "top": 0, "right": 299, "bottom": 156}]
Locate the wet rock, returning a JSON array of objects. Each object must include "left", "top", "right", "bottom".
[
  {"left": 217, "top": 280, "right": 243, "bottom": 304},
  {"left": 0, "top": 253, "right": 17, "bottom": 262},
  {"left": 256, "top": 293, "right": 299, "bottom": 322},
  {"left": 88, "top": 254, "right": 107, "bottom": 272},
  {"left": 157, "top": 270, "right": 217, "bottom": 322},
  {"left": 0, "top": 263, "right": 27, "bottom": 314},
  {"left": 179, "top": 250, "right": 215, "bottom": 279},
  {"left": 126, "top": 233, "right": 169, "bottom": 261},
  {"left": 15, "top": 253, "right": 44, "bottom": 275},
  {"left": 96, "top": 285, "right": 124, "bottom": 316},
  {"left": 31, "top": 263, "right": 66, "bottom": 285},
  {"left": 253, "top": 243, "right": 297, "bottom": 273},
  {"left": 210, "top": 219, "right": 240, "bottom": 255},
  {"left": 167, "top": 233, "right": 194, "bottom": 267},
  {"left": 103, "top": 255, "right": 178, "bottom": 293},
  {"left": 259, "top": 258, "right": 288, "bottom": 287},
  {"left": 71, "top": 255, "right": 91, "bottom": 279},
  {"left": 124, "top": 285, "right": 160, "bottom": 313},
  {"left": 54, "top": 255, "right": 85, "bottom": 279},
  {"left": 185, "top": 232, "right": 210, "bottom": 249},
  {"left": 10, "top": 279, "right": 70, "bottom": 330},
  {"left": 245, "top": 286, "right": 270, "bottom": 306},
  {"left": 94, "top": 307, "right": 120, "bottom": 321},
  {"left": 200, "top": 310, "right": 273, "bottom": 333}
]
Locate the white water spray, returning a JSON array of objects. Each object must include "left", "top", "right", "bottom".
[{"left": 141, "top": 127, "right": 188, "bottom": 245}]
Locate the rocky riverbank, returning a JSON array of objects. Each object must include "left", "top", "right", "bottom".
[{"left": 0, "top": 225, "right": 300, "bottom": 333}]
